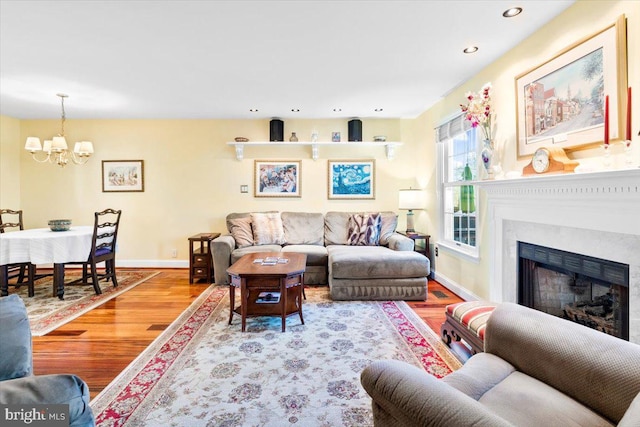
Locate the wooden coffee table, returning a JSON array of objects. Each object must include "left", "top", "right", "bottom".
[{"left": 227, "top": 252, "right": 306, "bottom": 332}]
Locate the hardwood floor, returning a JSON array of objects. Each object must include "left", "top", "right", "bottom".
[{"left": 31, "top": 269, "right": 463, "bottom": 399}]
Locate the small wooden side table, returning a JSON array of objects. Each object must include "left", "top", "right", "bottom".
[
  {"left": 188, "top": 233, "right": 220, "bottom": 284},
  {"left": 398, "top": 231, "right": 431, "bottom": 262}
]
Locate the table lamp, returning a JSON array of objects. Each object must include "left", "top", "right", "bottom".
[{"left": 399, "top": 188, "right": 426, "bottom": 233}]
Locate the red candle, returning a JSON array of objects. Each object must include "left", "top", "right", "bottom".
[
  {"left": 604, "top": 95, "right": 609, "bottom": 145},
  {"left": 626, "top": 87, "right": 632, "bottom": 141}
]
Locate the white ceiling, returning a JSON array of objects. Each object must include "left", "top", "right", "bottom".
[{"left": 0, "top": 0, "right": 574, "bottom": 120}]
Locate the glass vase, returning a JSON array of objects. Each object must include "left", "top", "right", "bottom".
[
  {"left": 460, "top": 163, "right": 475, "bottom": 213},
  {"left": 481, "top": 139, "right": 494, "bottom": 179}
]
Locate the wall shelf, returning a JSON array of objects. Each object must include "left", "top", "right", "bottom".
[{"left": 226, "top": 141, "right": 402, "bottom": 161}]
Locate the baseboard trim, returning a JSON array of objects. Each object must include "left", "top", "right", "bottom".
[
  {"left": 432, "top": 271, "right": 482, "bottom": 302},
  {"left": 117, "top": 260, "right": 189, "bottom": 268}
]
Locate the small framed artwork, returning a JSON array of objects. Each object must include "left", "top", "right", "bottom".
[
  {"left": 331, "top": 132, "right": 341, "bottom": 142},
  {"left": 254, "top": 160, "right": 301, "bottom": 198},
  {"left": 102, "top": 160, "right": 144, "bottom": 192},
  {"left": 328, "top": 159, "right": 375, "bottom": 199},
  {"left": 515, "top": 15, "right": 627, "bottom": 157}
]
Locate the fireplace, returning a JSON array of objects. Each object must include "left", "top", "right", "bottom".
[
  {"left": 517, "top": 242, "right": 629, "bottom": 340},
  {"left": 478, "top": 169, "right": 640, "bottom": 344}
]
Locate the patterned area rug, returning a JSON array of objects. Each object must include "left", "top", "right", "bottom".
[
  {"left": 91, "top": 286, "right": 461, "bottom": 427},
  {"left": 7, "top": 270, "right": 160, "bottom": 336}
]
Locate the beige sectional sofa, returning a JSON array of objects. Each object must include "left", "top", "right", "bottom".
[{"left": 212, "top": 211, "right": 430, "bottom": 300}]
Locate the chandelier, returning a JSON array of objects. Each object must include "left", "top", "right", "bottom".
[{"left": 24, "top": 93, "right": 94, "bottom": 167}]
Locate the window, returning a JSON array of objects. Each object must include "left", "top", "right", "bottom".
[{"left": 436, "top": 115, "right": 479, "bottom": 259}]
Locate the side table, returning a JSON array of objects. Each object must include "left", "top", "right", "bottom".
[
  {"left": 398, "top": 231, "right": 431, "bottom": 262},
  {"left": 188, "top": 233, "right": 220, "bottom": 284}
]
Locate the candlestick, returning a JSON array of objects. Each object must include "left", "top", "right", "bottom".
[
  {"left": 602, "top": 144, "right": 612, "bottom": 169},
  {"left": 604, "top": 95, "right": 609, "bottom": 145},
  {"left": 626, "top": 87, "right": 632, "bottom": 141},
  {"left": 619, "top": 139, "right": 632, "bottom": 166}
]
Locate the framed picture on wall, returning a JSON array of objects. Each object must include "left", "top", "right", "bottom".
[
  {"left": 254, "top": 160, "right": 301, "bottom": 197},
  {"left": 328, "top": 159, "right": 375, "bottom": 199},
  {"left": 515, "top": 15, "right": 627, "bottom": 157},
  {"left": 102, "top": 160, "right": 144, "bottom": 192}
]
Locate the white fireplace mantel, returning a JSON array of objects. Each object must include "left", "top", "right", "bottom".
[
  {"left": 478, "top": 169, "right": 640, "bottom": 236},
  {"left": 477, "top": 168, "right": 640, "bottom": 343}
]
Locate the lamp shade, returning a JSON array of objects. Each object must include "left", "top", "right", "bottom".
[
  {"left": 51, "top": 136, "right": 68, "bottom": 151},
  {"left": 24, "top": 137, "right": 42, "bottom": 152},
  {"left": 74, "top": 141, "right": 94, "bottom": 155},
  {"left": 42, "top": 140, "right": 53, "bottom": 153},
  {"left": 399, "top": 188, "right": 426, "bottom": 210}
]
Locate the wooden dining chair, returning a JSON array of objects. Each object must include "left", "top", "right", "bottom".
[
  {"left": 0, "top": 209, "right": 36, "bottom": 296},
  {"left": 65, "top": 209, "right": 122, "bottom": 295}
]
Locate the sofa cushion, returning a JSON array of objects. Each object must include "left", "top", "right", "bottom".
[
  {"left": 379, "top": 212, "right": 398, "bottom": 245},
  {"left": 281, "top": 212, "right": 324, "bottom": 245},
  {"left": 0, "top": 295, "right": 33, "bottom": 381},
  {"left": 326, "top": 211, "right": 397, "bottom": 246},
  {"left": 347, "top": 213, "right": 381, "bottom": 246},
  {"left": 251, "top": 212, "right": 286, "bottom": 245},
  {"left": 231, "top": 245, "right": 282, "bottom": 264},
  {"left": 227, "top": 216, "right": 254, "bottom": 248},
  {"left": 324, "top": 211, "right": 351, "bottom": 245},
  {"left": 479, "top": 371, "right": 613, "bottom": 426},
  {"left": 328, "top": 245, "right": 429, "bottom": 279},
  {"left": 0, "top": 374, "right": 95, "bottom": 425},
  {"left": 281, "top": 245, "right": 328, "bottom": 266}
]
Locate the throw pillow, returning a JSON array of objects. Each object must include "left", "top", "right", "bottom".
[
  {"left": 0, "top": 295, "right": 32, "bottom": 380},
  {"left": 379, "top": 212, "right": 398, "bottom": 245},
  {"left": 347, "top": 213, "right": 381, "bottom": 246},
  {"left": 227, "top": 216, "right": 254, "bottom": 248},
  {"left": 251, "top": 212, "right": 286, "bottom": 245}
]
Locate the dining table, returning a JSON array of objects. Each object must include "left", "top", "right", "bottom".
[{"left": 0, "top": 226, "right": 93, "bottom": 299}]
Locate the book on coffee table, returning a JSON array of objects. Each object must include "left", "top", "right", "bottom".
[{"left": 256, "top": 291, "right": 280, "bottom": 303}]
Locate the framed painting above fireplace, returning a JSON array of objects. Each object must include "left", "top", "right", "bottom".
[{"left": 515, "top": 14, "right": 627, "bottom": 157}]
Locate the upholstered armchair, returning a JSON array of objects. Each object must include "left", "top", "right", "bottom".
[
  {"left": 0, "top": 295, "right": 95, "bottom": 427},
  {"left": 361, "top": 302, "right": 640, "bottom": 426}
]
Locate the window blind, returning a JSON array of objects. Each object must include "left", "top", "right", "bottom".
[{"left": 436, "top": 113, "right": 472, "bottom": 143}]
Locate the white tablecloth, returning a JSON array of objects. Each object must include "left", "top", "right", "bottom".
[{"left": 0, "top": 226, "right": 93, "bottom": 266}]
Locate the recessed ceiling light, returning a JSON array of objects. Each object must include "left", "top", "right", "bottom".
[
  {"left": 502, "top": 7, "right": 522, "bottom": 18},
  {"left": 249, "top": 108, "right": 258, "bottom": 112},
  {"left": 333, "top": 108, "right": 342, "bottom": 112},
  {"left": 463, "top": 46, "right": 479, "bottom": 54},
  {"left": 374, "top": 108, "right": 383, "bottom": 112},
  {"left": 291, "top": 108, "right": 300, "bottom": 112}
]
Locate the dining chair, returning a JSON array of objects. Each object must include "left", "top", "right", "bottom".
[
  {"left": 65, "top": 209, "right": 122, "bottom": 295},
  {"left": 0, "top": 209, "right": 36, "bottom": 297}
]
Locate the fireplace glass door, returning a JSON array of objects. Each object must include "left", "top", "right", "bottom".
[{"left": 518, "top": 242, "right": 629, "bottom": 340}]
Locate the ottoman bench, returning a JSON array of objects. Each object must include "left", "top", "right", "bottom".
[
  {"left": 327, "top": 246, "right": 429, "bottom": 301},
  {"left": 441, "top": 301, "right": 497, "bottom": 355}
]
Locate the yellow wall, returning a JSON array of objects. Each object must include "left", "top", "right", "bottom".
[
  {"left": 0, "top": 115, "right": 22, "bottom": 209},
  {"left": 422, "top": 0, "right": 639, "bottom": 299},
  {"left": 4, "top": 117, "right": 422, "bottom": 264},
  {"left": 2, "top": 0, "right": 637, "bottom": 297}
]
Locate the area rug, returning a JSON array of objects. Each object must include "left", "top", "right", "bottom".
[
  {"left": 8, "top": 270, "right": 160, "bottom": 336},
  {"left": 91, "top": 286, "right": 461, "bottom": 427}
]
